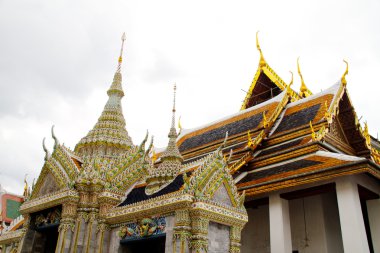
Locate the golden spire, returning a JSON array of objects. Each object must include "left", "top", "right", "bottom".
[
  {"left": 341, "top": 59, "right": 349, "bottom": 86},
  {"left": 256, "top": 31, "right": 266, "bottom": 67},
  {"left": 117, "top": 32, "right": 126, "bottom": 73},
  {"left": 297, "top": 57, "right": 312, "bottom": 98}
]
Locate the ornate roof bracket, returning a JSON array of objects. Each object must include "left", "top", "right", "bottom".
[
  {"left": 230, "top": 90, "right": 290, "bottom": 174},
  {"left": 309, "top": 121, "right": 328, "bottom": 142}
]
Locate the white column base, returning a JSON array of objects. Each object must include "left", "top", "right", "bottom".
[
  {"left": 367, "top": 198, "right": 380, "bottom": 253},
  {"left": 336, "top": 177, "right": 370, "bottom": 253},
  {"left": 269, "top": 193, "right": 292, "bottom": 253}
]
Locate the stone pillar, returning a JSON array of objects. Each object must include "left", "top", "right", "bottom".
[
  {"left": 367, "top": 198, "right": 380, "bottom": 253},
  {"left": 173, "top": 210, "right": 191, "bottom": 253},
  {"left": 229, "top": 226, "right": 242, "bottom": 253},
  {"left": 56, "top": 202, "right": 77, "bottom": 253},
  {"left": 190, "top": 215, "right": 208, "bottom": 253},
  {"left": 336, "top": 177, "right": 370, "bottom": 253},
  {"left": 82, "top": 212, "right": 98, "bottom": 253},
  {"left": 269, "top": 193, "right": 292, "bottom": 253},
  {"left": 95, "top": 222, "right": 110, "bottom": 253},
  {"left": 70, "top": 211, "right": 88, "bottom": 253}
]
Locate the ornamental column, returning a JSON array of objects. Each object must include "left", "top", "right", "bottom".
[
  {"left": 229, "top": 226, "right": 243, "bottom": 253},
  {"left": 173, "top": 210, "right": 191, "bottom": 253},
  {"left": 190, "top": 214, "right": 208, "bottom": 253},
  {"left": 55, "top": 201, "right": 77, "bottom": 253},
  {"left": 336, "top": 177, "right": 370, "bottom": 253},
  {"left": 269, "top": 193, "right": 292, "bottom": 253}
]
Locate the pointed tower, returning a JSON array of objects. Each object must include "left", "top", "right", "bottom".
[
  {"left": 145, "top": 84, "right": 183, "bottom": 195},
  {"left": 75, "top": 33, "right": 133, "bottom": 158}
]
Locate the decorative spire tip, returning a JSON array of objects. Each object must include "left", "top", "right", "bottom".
[
  {"left": 117, "top": 32, "right": 126, "bottom": 72},
  {"left": 341, "top": 59, "right": 349, "bottom": 86},
  {"left": 256, "top": 31, "right": 266, "bottom": 67}
]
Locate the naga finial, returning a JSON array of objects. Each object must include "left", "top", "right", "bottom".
[
  {"left": 146, "top": 136, "right": 154, "bottom": 155},
  {"left": 262, "top": 112, "right": 269, "bottom": 128},
  {"left": 42, "top": 137, "right": 50, "bottom": 161},
  {"left": 51, "top": 125, "right": 59, "bottom": 149},
  {"left": 297, "top": 57, "right": 311, "bottom": 98},
  {"left": 256, "top": 31, "right": 266, "bottom": 67},
  {"left": 341, "top": 59, "right": 349, "bottom": 86},
  {"left": 139, "top": 130, "right": 149, "bottom": 151},
  {"left": 222, "top": 131, "right": 229, "bottom": 148},
  {"left": 117, "top": 32, "right": 126, "bottom": 73},
  {"left": 309, "top": 121, "right": 316, "bottom": 140}
]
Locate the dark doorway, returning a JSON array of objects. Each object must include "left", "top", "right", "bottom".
[
  {"left": 32, "top": 224, "right": 59, "bottom": 253},
  {"left": 120, "top": 234, "right": 166, "bottom": 253}
]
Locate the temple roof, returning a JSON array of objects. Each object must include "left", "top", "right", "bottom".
[{"left": 240, "top": 33, "right": 299, "bottom": 110}]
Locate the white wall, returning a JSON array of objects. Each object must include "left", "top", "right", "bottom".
[{"left": 241, "top": 205, "right": 270, "bottom": 253}]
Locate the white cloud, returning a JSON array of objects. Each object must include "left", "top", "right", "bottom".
[{"left": 0, "top": 0, "right": 379, "bottom": 195}]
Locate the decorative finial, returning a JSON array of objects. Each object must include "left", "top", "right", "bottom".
[
  {"left": 256, "top": 31, "right": 266, "bottom": 67},
  {"left": 309, "top": 121, "right": 316, "bottom": 140},
  {"left": 51, "top": 125, "right": 59, "bottom": 149},
  {"left": 23, "top": 174, "right": 29, "bottom": 199},
  {"left": 146, "top": 136, "right": 154, "bottom": 156},
  {"left": 289, "top": 71, "right": 294, "bottom": 87},
  {"left": 262, "top": 112, "right": 269, "bottom": 128},
  {"left": 171, "top": 83, "right": 177, "bottom": 129},
  {"left": 117, "top": 32, "right": 126, "bottom": 73},
  {"left": 341, "top": 59, "right": 349, "bottom": 86},
  {"left": 178, "top": 116, "right": 182, "bottom": 135},
  {"left": 42, "top": 138, "right": 50, "bottom": 161},
  {"left": 222, "top": 131, "right": 229, "bottom": 148},
  {"left": 297, "top": 57, "right": 311, "bottom": 98}
]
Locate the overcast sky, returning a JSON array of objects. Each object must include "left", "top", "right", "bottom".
[{"left": 0, "top": 0, "right": 379, "bottom": 195}]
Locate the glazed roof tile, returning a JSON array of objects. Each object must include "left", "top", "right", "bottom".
[
  {"left": 120, "top": 174, "right": 184, "bottom": 206},
  {"left": 177, "top": 92, "right": 286, "bottom": 154},
  {"left": 237, "top": 150, "right": 363, "bottom": 190}
]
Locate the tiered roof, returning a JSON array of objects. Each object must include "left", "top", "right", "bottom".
[{"left": 75, "top": 33, "right": 133, "bottom": 159}]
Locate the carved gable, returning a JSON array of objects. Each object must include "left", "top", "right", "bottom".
[
  {"left": 35, "top": 172, "right": 60, "bottom": 197},
  {"left": 212, "top": 183, "right": 233, "bottom": 206}
]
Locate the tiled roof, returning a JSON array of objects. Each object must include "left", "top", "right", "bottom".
[
  {"left": 120, "top": 174, "right": 184, "bottom": 206},
  {"left": 273, "top": 104, "right": 321, "bottom": 134},
  {"left": 238, "top": 159, "right": 322, "bottom": 184},
  {"left": 179, "top": 112, "right": 263, "bottom": 153},
  {"left": 257, "top": 139, "right": 304, "bottom": 157}
]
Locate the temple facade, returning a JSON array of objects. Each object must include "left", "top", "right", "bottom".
[{"left": 0, "top": 33, "right": 379, "bottom": 253}]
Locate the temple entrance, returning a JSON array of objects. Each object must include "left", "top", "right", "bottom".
[
  {"left": 20, "top": 206, "right": 61, "bottom": 253},
  {"left": 33, "top": 224, "right": 59, "bottom": 253},
  {"left": 120, "top": 234, "right": 166, "bottom": 253}
]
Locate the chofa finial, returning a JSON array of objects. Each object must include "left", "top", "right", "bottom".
[
  {"left": 288, "top": 71, "right": 294, "bottom": 87},
  {"left": 341, "top": 59, "right": 349, "bottom": 86},
  {"left": 42, "top": 137, "right": 50, "bottom": 161},
  {"left": 51, "top": 125, "right": 59, "bottom": 149},
  {"left": 256, "top": 31, "right": 266, "bottom": 67},
  {"left": 297, "top": 57, "right": 311, "bottom": 98}
]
